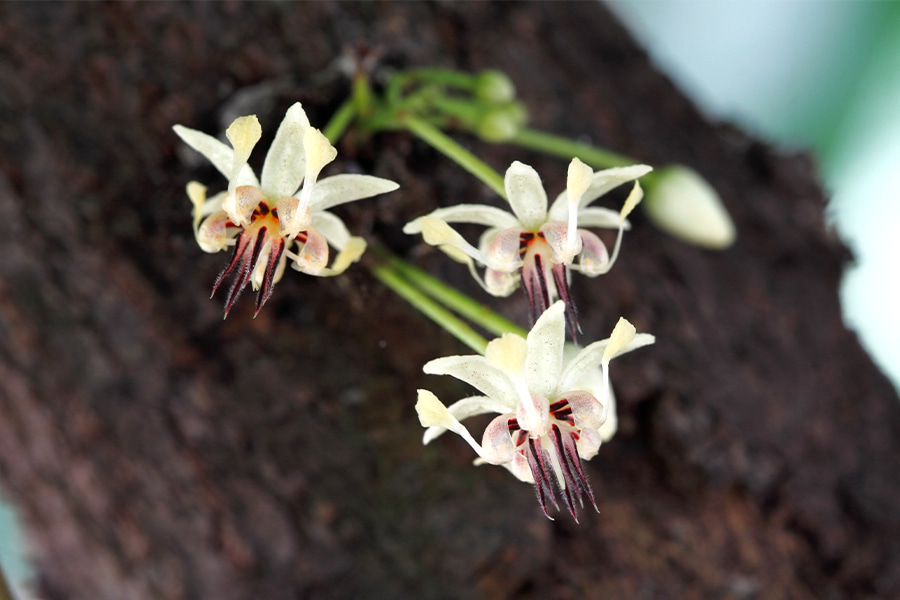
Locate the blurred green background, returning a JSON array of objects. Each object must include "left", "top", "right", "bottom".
[{"left": 3, "top": 2, "right": 899, "bottom": 595}]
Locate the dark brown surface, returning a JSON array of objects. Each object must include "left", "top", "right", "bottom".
[{"left": 1, "top": 2, "right": 898, "bottom": 599}]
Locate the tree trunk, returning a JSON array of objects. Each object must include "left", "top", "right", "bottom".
[{"left": 1, "top": 2, "right": 897, "bottom": 599}]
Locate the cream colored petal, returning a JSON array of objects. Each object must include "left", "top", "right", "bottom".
[
  {"left": 223, "top": 185, "right": 265, "bottom": 227},
  {"left": 416, "top": 390, "right": 485, "bottom": 456},
  {"left": 275, "top": 196, "right": 310, "bottom": 238},
  {"left": 619, "top": 181, "right": 644, "bottom": 220},
  {"left": 480, "top": 414, "right": 517, "bottom": 465},
  {"left": 424, "top": 354, "right": 519, "bottom": 407},
  {"left": 573, "top": 207, "right": 627, "bottom": 230},
  {"left": 548, "top": 164, "right": 652, "bottom": 219},
  {"left": 296, "top": 126, "right": 337, "bottom": 211},
  {"left": 557, "top": 329, "right": 654, "bottom": 395},
  {"left": 225, "top": 115, "right": 262, "bottom": 191},
  {"left": 311, "top": 210, "right": 352, "bottom": 250},
  {"left": 195, "top": 210, "right": 232, "bottom": 253},
  {"left": 403, "top": 204, "right": 519, "bottom": 234},
  {"left": 318, "top": 236, "right": 366, "bottom": 276},
  {"left": 186, "top": 181, "right": 208, "bottom": 235},
  {"left": 422, "top": 395, "right": 510, "bottom": 444},
  {"left": 292, "top": 226, "right": 329, "bottom": 275},
  {"left": 524, "top": 301, "right": 566, "bottom": 398},
  {"left": 260, "top": 102, "right": 310, "bottom": 199},
  {"left": 419, "top": 217, "right": 489, "bottom": 265},
  {"left": 504, "top": 161, "right": 548, "bottom": 230},
  {"left": 309, "top": 174, "right": 400, "bottom": 213},
  {"left": 566, "top": 158, "right": 594, "bottom": 257},
  {"left": 173, "top": 125, "right": 259, "bottom": 188},
  {"left": 485, "top": 333, "right": 528, "bottom": 376}
]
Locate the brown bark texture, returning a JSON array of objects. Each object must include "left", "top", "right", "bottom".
[{"left": 0, "top": 2, "right": 898, "bottom": 599}]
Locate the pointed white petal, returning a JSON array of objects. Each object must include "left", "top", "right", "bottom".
[
  {"left": 525, "top": 302, "right": 566, "bottom": 398},
  {"left": 416, "top": 390, "right": 485, "bottom": 455},
  {"left": 548, "top": 164, "right": 652, "bottom": 219},
  {"left": 296, "top": 126, "right": 337, "bottom": 210},
  {"left": 318, "top": 236, "right": 366, "bottom": 276},
  {"left": 620, "top": 181, "right": 644, "bottom": 220},
  {"left": 260, "top": 102, "right": 310, "bottom": 199},
  {"left": 422, "top": 395, "right": 510, "bottom": 444},
  {"left": 403, "top": 204, "right": 519, "bottom": 234},
  {"left": 485, "top": 333, "right": 528, "bottom": 376},
  {"left": 424, "top": 354, "right": 519, "bottom": 407},
  {"left": 504, "top": 161, "right": 548, "bottom": 230},
  {"left": 566, "top": 158, "right": 594, "bottom": 256},
  {"left": 419, "top": 217, "right": 488, "bottom": 265},
  {"left": 308, "top": 173, "right": 399, "bottom": 212},
  {"left": 186, "top": 181, "right": 208, "bottom": 235},
  {"left": 173, "top": 124, "right": 259, "bottom": 188},
  {"left": 225, "top": 115, "right": 262, "bottom": 191},
  {"left": 311, "top": 210, "right": 352, "bottom": 250},
  {"left": 572, "top": 207, "right": 628, "bottom": 230}
]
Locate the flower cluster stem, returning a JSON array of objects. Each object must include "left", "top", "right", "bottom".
[
  {"left": 402, "top": 115, "right": 507, "bottom": 199},
  {"left": 322, "top": 99, "right": 357, "bottom": 145},
  {"left": 370, "top": 261, "right": 489, "bottom": 354},
  {"left": 384, "top": 256, "right": 525, "bottom": 338},
  {"left": 511, "top": 128, "right": 633, "bottom": 169}
]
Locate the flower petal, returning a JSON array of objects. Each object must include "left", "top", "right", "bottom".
[
  {"left": 504, "top": 161, "right": 548, "bottom": 230},
  {"left": 311, "top": 210, "right": 352, "bottom": 250},
  {"left": 403, "top": 204, "right": 519, "bottom": 234},
  {"left": 319, "top": 236, "right": 366, "bottom": 276},
  {"left": 296, "top": 126, "right": 337, "bottom": 210},
  {"left": 485, "top": 333, "right": 528, "bottom": 376},
  {"left": 196, "top": 210, "right": 232, "bottom": 253},
  {"left": 548, "top": 164, "right": 652, "bottom": 219},
  {"left": 173, "top": 125, "right": 259, "bottom": 188},
  {"left": 292, "top": 226, "right": 329, "bottom": 275},
  {"left": 565, "top": 158, "right": 594, "bottom": 257},
  {"left": 419, "top": 217, "right": 489, "bottom": 265},
  {"left": 423, "top": 354, "right": 519, "bottom": 407},
  {"left": 422, "top": 395, "right": 511, "bottom": 444},
  {"left": 481, "top": 414, "right": 517, "bottom": 464},
  {"left": 260, "top": 102, "right": 310, "bottom": 199},
  {"left": 416, "top": 389, "right": 485, "bottom": 456},
  {"left": 557, "top": 328, "right": 654, "bottom": 395},
  {"left": 572, "top": 207, "right": 626, "bottom": 230},
  {"left": 525, "top": 301, "right": 566, "bottom": 398},
  {"left": 186, "top": 181, "right": 208, "bottom": 235},
  {"left": 225, "top": 115, "right": 262, "bottom": 191},
  {"left": 309, "top": 173, "right": 400, "bottom": 213}
]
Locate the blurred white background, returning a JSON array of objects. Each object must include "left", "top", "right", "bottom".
[{"left": 3, "top": 2, "right": 899, "bottom": 594}]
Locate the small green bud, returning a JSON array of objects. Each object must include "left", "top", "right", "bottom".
[
  {"left": 644, "top": 166, "right": 736, "bottom": 249},
  {"left": 475, "top": 70, "right": 516, "bottom": 104},
  {"left": 475, "top": 102, "right": 528, "bottom": 142}
]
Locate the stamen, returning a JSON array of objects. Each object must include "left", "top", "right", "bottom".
[
  {"left": 212, "top": 232, "right": 251, "bottom": 298},
  {"left": 254, "top": 237, "right": 286, "bottom": 316},
  {"left": 552, "top": 263, "right": 581, "bottom": 341},
  {"left": 527, "top": 437, "right": 557, "bottom": 519},
  {"left": 551, "top": 424, "right": 581, "bottom": 521},
  {"left": 218, "top": 227, "right": 267, "bottom": 316}
]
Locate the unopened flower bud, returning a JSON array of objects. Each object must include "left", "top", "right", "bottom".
[
  {"left": 644, "top": 166, "right": 736, "bottom": 249},
  {"left": 474, "top": 69, "right": 516, "bottom": 104},
  {"left": 476, "top": 102, "right": 527, "bottom": 142}
]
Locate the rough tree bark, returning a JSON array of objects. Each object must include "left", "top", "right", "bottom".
[{"left": 1, "top": 3, "right": 898, "bottom": 599}]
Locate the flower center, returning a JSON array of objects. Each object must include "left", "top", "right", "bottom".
[
  {"left": 519, "top": 232, "right": 579, "bottom": 339},
  {"left": 213, "top": 200, "right": 289, "bottom": 317},
  {"left": 506, "top": 396, "right": 598, "bottom": 521}
]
